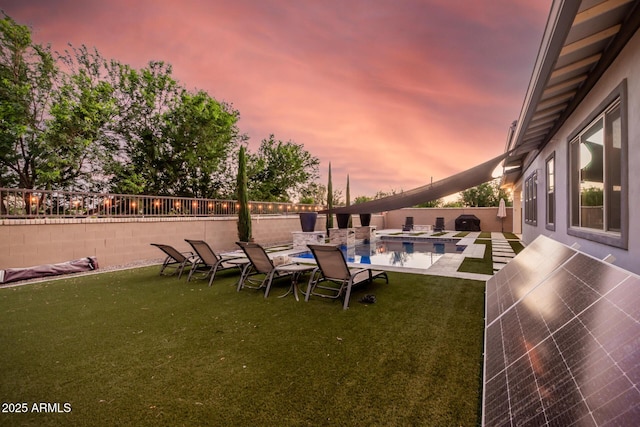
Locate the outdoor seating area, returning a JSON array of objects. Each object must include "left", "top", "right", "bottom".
[
  {"left": 143, "top": 227, "right": 526, "bottom": 309},
  {"left": 150, "top": 240, "right": 392, "bottom": 309}
]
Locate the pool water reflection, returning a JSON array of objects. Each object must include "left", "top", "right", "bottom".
[{"left": 294, "top": 239, "right": 465, "bottom": 269}]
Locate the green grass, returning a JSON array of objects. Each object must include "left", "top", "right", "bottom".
[
  {"left": 453, "top": 232, "right": 470, "bottom": 238},
  {"left": 502, "top": 232, "right": 519, "bottom": 240},
  {"left": 458, "top": 239, "right": 493, "bottom": 275},
  {"left": 0, "top": 268, "right": 485, "bottom": 426},
  {"left": 510, "top": 240, "right": 525, "bottom": 254}
]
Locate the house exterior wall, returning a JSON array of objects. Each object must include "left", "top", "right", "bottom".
[{"left": 519, "top": 28, "right": 640, "bottom": 275}]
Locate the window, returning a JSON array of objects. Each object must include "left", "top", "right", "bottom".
[
  {"left": 524, "top": 172, "right": 537, "bottom": 225},
  {"left": 568, "top": 80, "right": 627, "bottom": 249},
  {"left": 546, "top": 154, "right": 555, "bottom": 230}
]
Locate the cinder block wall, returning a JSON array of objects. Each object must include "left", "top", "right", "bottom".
[{"left": 0, "top": 213, "right": 386, "bottom": 269}]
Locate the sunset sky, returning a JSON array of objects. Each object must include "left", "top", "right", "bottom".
[{"left": 2, "top": 0, "right": 552, "bottom": 198}]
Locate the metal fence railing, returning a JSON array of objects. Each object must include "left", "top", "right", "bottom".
[{"left": 0, "top": 188, "right": 321, "bottom": 219}]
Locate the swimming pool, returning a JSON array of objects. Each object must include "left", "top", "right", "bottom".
[{"left": 292, "top": 239, "right": 465, "bottom": 270}]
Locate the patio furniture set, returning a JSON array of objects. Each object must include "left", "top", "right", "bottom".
[
  {"left": 402, "top": 216, "right": 445, "bottom": 232},
  {"left": 151, "top": 240, "right": 388, "bottom": 310}
]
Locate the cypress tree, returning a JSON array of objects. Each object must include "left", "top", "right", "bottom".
[
  {"left": 237, "top": 146, "right": 252, "bottom": 242},
  {"left": 346, "top": 174, "right": 352, "bottom": 227},
  {"left": 326, "top": 163, "right": 333, "bottom": 232}
]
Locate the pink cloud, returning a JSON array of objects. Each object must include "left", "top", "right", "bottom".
[{"left": 2, "top": 0, "right": 552, "bottom": 198}]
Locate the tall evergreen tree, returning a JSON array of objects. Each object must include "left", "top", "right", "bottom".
[
  {"left": 346, "top": 174, "right": 352, "bottom": 227},
  {"left": 237, "top": 146, "right": 251, "bottom": 242},
  {"left": 326, "top": 163, "right": 333, "bottom": 231}
]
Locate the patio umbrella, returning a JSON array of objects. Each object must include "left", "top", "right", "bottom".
[{"left": 497, "top": 198, "right": 507, "bottom": 232}]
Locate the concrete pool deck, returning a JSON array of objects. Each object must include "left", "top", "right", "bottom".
[
  {"left": 282, "top": 230, "right": 520, "bottom": 281},
  {"left": 374, "top": 230, "right": 520, "bottom": 279},
  {"left": 374, "top": 230, "right": 491, "bottom": 280}
]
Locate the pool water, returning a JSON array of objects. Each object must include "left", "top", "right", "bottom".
[{"left": 293, "top": 239, "right": 465, "bottom": 269}]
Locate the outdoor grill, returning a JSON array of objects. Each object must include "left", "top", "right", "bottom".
[{"left": 455, "top": 214, "right": 480, "bottom": 231}]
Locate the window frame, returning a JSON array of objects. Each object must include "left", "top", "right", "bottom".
[
  {"left": 567, "top": 80, "right": 628, "bottom": 249},
  {"left": 545, "top": 152, "right": 555, "bottom": 231},
  {"left": 524, "top": 171, "right": 537, "bottom": 226}
]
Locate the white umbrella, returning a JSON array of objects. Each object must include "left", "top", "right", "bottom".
[{"left": 497, "top": 198, "right": 507, "bottom": 232}]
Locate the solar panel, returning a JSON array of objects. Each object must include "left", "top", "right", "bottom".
[
  {"left": 482, "top": 236, "right": 640, "bottom": 426},
  {"left": 485, "top": 236, "right": 576, "bottom": 324}
]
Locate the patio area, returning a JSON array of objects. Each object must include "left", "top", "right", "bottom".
[
  {"left": 0, "top": 229, "right": 523, "bottom": 288},
  {"left": 0, "top": 224, "right": 524, "bottom": 425}
]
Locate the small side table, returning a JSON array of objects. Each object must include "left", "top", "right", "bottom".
[
  {"left": 223, "top": 258, "right": 250, "bottom": 289},
  {"left": 276, "top": 264, "right": 315, "bottom": 301}
]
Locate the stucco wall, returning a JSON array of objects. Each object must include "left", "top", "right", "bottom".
[
  {"left": 384, "top": 207, "right": 513, "bottom": 232},
  {"left": 518, "top": 29, "right": 640, "bottom": 275},
  {"left": 0, "top": 213, "right": 386, "bottom": 269}
]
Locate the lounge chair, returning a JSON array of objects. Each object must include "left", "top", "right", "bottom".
[
  {"left": 402, "top": 216, "right": 414, "bottom": 231},
  {"left": 434, "top": 217, "right": 445, "bottom": 232},
  {"left": 184, "top": 239, "right": 245, "bottom": 286},
  {"left": 235, "top": 241, "right": 300, "bottom": 297},
  {"left": 150, "top": 243, "right": 195, "bottom": 278},
  {"left": 305, "top": 244, "right": 389, "bottom": 310}
]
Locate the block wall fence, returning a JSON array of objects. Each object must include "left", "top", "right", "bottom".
[{"left": 0, "top": 207, "right": 511, "bottom": 269}]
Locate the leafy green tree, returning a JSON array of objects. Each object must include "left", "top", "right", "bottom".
[
  {"left": 374, "top": 189, "right": 400, "bottom": 199},
  {"left": 354, "top": 195, "right": 373, "bottom": 204},
  {"left": 44, "top": 45, "right": 117, "bottom": 190},
  {"left": 1, "top": 17, "right": 116, "bottom": 192},
  {"left": 1, "top": 14, "right": 241, "bottom": 197},
  {"left": 298, "top": 182, "right": 326, "bottom": 205},
  {"left": 0, "top": 13, "right": 57, "bottom": 189},
  {"left": 247, "top": 135, "right": 319, "bottom": 202},
  {"left": 443, "top": 200, "right": 464, "bottom": 208},
  {"left": 459, "top": 180, "right": 511, "bottom": 207},
  {"left": 160, "top": 91, "right": 241, "bottom": 198},
  {"left": 415, "top": 199, "right": 442, "bottom": 208},
  {"left": 237, "top": 146, "right": 251, "bottom": 242},
  {"left": 104, "top": 61, "right": 243, "bottom": 197},
  {"left": 331, "top": 189, "right": 344, "bottom": 206}
]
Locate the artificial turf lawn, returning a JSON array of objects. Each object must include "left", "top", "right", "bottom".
[
  {"left": 0, "top": 268, "right": 485, "bottom": 426},
  {"left": 457, "top": 239, "right": 494, "bottom": 275}
]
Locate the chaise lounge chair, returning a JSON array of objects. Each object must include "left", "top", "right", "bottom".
[
  {"left": 305, "top": 244, "right": 389, "bottom": 310},
  {"left": 184, "top": 239, "right": 245, "bottom": 286},
  {"left": 150, "top": 243, "right": 195, "bottom": 278},
  {"left": 235, "top": 241, "right": 300, "bottom": 297},
  {"left": 434, "top": 217, "right": 445, "bottom": 232},
  {"left": 402, "top": 216, "right": 414, "bottom": 232}
]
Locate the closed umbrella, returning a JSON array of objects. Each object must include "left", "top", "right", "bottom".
[{"left": 497, "top": 198, "right": 507, "bottom": 232}]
